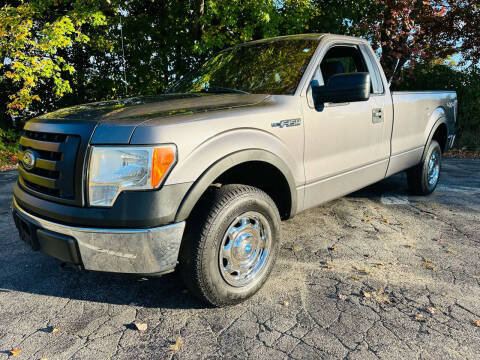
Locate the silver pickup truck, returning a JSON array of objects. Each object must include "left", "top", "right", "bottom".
[{"left": 12, "top": 34, "right": 457, "bottom": 306}]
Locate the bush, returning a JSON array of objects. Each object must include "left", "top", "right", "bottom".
[
  {"left": 395, "top": 65, "right": 480, "bottom": 151},
  {"left": 0, "top": 128, "right": 20, "bottom": 169}
]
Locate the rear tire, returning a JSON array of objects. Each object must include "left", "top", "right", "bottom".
[
  {"left": 407, "top": 140, "right": 442, "bottom": 195},
  {"left": 179, "top": 184, "right": 281, "bottom": 307}
]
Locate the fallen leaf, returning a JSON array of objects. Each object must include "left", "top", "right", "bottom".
[
  {"left": 382, "top": 217, "right": 390, "bottom": 224},
  {"left": 320, "top": 262, "right": 334, "bottom": 270},
  {"left": 375, "top": 262, "right": 386, "bottom": 268},
  {"left": 170, "top": 336, "right": 183, "bottom": 353},
  {"left": 51, "top": 328, "right": 59, "bottom": 334},
  {"left": 415, "top": 314, "right": 426, "bottom": 322},
  {"left": 328, "top": 247, "right": 338, "bottom": 252},
  {"left": 350, "top": 275, "right": 362, "bottom": 281},
  {"left": 423, "top": 258, "right": 436, "bottom": 271},
  {"left": 338, "top": 294, "right": 347, "bottom": 301},
  {"left": 283, "top": 301, "right": 289, "bottom": 307},
  {"left": 363, "top": 217, "right": 371, "bottom": 223},
  {"left": 292, "top": 247, "right": 300, "bottom": 252},
  {"left": 452, "top": 228, "right": 457, "bottom": 233},
  {"left": 446, "top": 249, "right": 456, "bottom": 255},
  {"left": 9, "top": 349, "right": 21, "bottom": 356},
  {"left": 424, "top": 263, "right": 436, "bottom": 271},
  {"left": 369, "top": 288, "right": 391, "bottom": 304},
  {"left": 420, "top": 211, "right": 425, "bottom": 216},
  {"left": 134, "top": 322, "right": 148, "bottom": 332},
  {"left": 406, "top": 244, "right": 415, "bottom": 249},
  {"left": 426, "top": 307, "right": 437, "bottom": 315},
  {"left": 472, "top": 320, "right": 480, "bottom": 327},
  {"left": 364, "top": 254, "right": 371, "bottom": 258},
  {"left": 353, "top": 266, "right": 371, "bottom": 275},
  {"left": 435, "top": 238, "right": 445, "bottom": 243},
  {"left": 362, "top": 291, "right": 372, "bottom": 298}
]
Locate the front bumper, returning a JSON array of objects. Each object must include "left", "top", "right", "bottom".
[{"left": 11, "top": 198, "right": 186, "bottom": 275}]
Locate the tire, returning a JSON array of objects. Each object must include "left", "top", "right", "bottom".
[
  {"left": 179, "top": 184, "right": 281, "bottom": 307},
  {"left": 407, "top": 140, "right": 442, "bottom": 195}
]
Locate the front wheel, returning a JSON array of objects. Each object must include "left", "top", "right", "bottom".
[
  {"left": 179, "top": 184, "right": 281, "bottom": 307},
  {"left": 407, "top": 140, "right": 442, "bottom": 195}
]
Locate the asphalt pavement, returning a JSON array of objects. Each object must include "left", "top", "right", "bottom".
[{"left": 1, "top": 158, "right": 480, "bottom": 360}]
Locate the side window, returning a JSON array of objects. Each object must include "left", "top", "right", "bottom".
[{"left": 313, "top": 45, "right": 372, "bottom": 90}]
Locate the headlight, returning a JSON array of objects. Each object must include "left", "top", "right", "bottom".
[{"left": 88, "top": 145, "right": 176, "bottom": 207}]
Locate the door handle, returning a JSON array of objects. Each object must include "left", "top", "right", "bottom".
[{"left": 372, "top": 108, "right": 384, "bottom": 124}]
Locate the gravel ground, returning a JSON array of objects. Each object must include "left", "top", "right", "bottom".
[{"left": 1, "top": 158, "right": 480, "bottom": 360}]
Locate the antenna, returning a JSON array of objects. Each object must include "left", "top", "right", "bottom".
[
  {"left": 119, "top": 10, "right": 128, "bottom": 95},
  {"left": 388, "top": 58, "right": 401, "bottom": 88}
]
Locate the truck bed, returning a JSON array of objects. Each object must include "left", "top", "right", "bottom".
[{"left": 386, "top": 91, "right": 457, "bottom": 177}]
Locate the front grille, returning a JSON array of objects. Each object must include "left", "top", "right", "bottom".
[{"left": 19, "top": 130, "right": 80, "bottom": 200}]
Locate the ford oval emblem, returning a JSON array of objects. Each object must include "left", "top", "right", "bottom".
[{"left": 23, "top": 150, "right": 36, "bottom": 170}]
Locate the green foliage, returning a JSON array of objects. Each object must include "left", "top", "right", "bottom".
[
  {"left": 0, "top": 1, "right": 107, "bottom": 117},
  {"left": 396, "top": 64, "right": 480, "bottom": 151},
  {"left": 0, "top": 128, "right": 20, "bottom": 167}
]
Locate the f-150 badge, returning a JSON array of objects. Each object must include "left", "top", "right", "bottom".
[{"left": 271, "top": 118, "right": 301, "bottom": 129}]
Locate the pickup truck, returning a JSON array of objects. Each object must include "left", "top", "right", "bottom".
[{"left": 12, "top": 34, "right": 457, "bottom": 306}]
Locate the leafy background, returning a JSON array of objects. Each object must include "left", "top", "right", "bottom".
[{"left": 1, "top": 0, "right": 479, "bottom": 168}]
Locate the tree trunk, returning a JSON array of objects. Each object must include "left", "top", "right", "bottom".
[{"left": 193, "top": 0, "right": 205, "bottom": 41}]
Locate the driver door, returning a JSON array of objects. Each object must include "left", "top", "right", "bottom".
[{"left": 302, "top": 43, "right": 390, "bottom": 210}]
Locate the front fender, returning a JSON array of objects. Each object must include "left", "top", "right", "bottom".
[
  {"left": 166, "top": 127, "right": 304, "bottom": 187},
  {"left": 174, "top": 148, "right": 298, "bottom": 222}
]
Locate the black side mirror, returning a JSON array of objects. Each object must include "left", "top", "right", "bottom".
[{"left": 312, "top": 72, "right": 371, "bottom": 109}]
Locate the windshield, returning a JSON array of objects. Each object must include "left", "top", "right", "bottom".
[{"left": 169, "top": 39, "right": 319, "bottom": 95}]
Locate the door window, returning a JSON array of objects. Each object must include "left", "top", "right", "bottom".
[{"left": 313, "top": 45, "right": 370, "bottom": 87}]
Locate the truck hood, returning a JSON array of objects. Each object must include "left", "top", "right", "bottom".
[{"left": 32, "top": 93, "right": 269, "bottom": 144}]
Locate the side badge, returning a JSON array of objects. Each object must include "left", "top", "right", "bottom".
[{"left": 272, "top": 118, "right": 302, "bottom": 129}]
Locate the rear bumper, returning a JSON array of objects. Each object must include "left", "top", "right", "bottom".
[{"left": 11, "top": 198, "right": 185, "bottom": 275}]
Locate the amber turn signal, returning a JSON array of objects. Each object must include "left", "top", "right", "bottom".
[{"left": 151, "top": 146, "right": 176, "bottom": 188}]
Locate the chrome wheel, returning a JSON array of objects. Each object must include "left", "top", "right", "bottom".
[
  {"left": 428, "top": 150, "right": 440, "bottom": 187},
  {"left": 218, "top": 212, "right": 272, "bottom": 287}
]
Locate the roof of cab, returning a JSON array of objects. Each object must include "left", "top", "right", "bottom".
[{"left": 233, "top": 33, "right": 368, "bottom": 47}]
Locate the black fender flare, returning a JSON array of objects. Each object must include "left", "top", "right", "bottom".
[
  {"left": 422, "top": 117, "right": 448, "bottom": 162},
  {"left": 174, "top": 149, "right": 298, "bottom": 222}
]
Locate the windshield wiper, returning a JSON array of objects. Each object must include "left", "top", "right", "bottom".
[{"left": 200, "top": 87, "right": 250, "bottom": 94}]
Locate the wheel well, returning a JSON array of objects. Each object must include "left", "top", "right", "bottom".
[
  {"left": 212, "top": 161, "right": 292, "bottom": 220},
  {"left": 432, "top": 123, "right": 448, "bottom": 153}
]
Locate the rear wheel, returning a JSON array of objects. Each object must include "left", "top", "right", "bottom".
[
  {"left": 407, "top": 140, "right": 442, "bottom": 195},
  {"left": 179, "top": 184, "right": 280, "bottom": 306}
]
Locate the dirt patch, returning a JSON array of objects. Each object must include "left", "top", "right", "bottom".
[
  {"left": 444, "top": 148, "right": 480, "bottom": 159},
  {"left": 0, "top": 163, "right": 18, "bottom": 172}
]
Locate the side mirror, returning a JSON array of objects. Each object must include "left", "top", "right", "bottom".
[{"left": 312, "top": 72, "right": 371, "bottom": 109}]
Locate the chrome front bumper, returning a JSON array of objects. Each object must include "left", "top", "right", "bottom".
[{"left": 11, "top": 198, "right": 185, "bottom": 275}]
